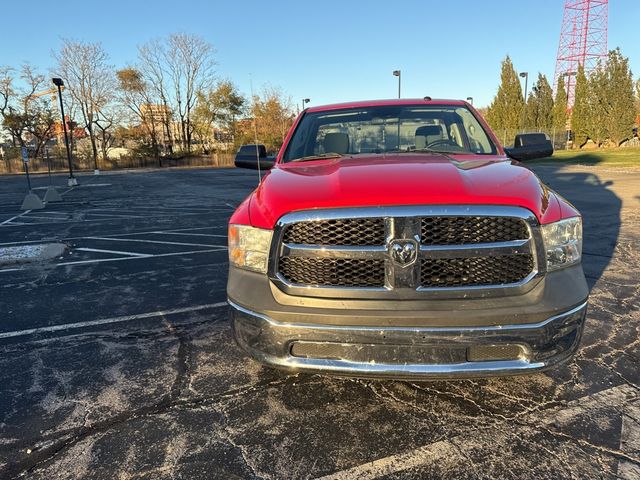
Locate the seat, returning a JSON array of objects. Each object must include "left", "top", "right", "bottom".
[
  {"left": 415, "top": 125, "right": 445, "bottom": 149},
  {"left": 323, "top": 132, "right": 350, "bottom": 154}
]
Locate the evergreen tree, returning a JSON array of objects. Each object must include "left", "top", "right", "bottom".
[
  {"left": 553, "top": 77, "right": 568, "bottom": 132},
  {"left": 524, "top": 93, "right": 537, "bottom": 129},
  {"left": 525, "top": 73, "right": 554, "bottom": 130},
  {"left": 588, "top": 63, "right": 608, "bottom": 146},
  {"left": 570, "top": 65, "right": 590, "bottom": 147},
  {"left": 636, "top": 78, "right": 640, "bottom": 129},
  {"left": 486, "top": 56, "right": 524, "bottom": 134},
  {"left": 602, "top": 48, "right": 635, "bottom": 145},
  {"left": 535, "top": 74, "right": 554, "bottom": 130}
]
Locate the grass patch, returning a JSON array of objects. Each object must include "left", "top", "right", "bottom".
[{"left": 532, "top": 147, "right": 640, "bottom": 167}]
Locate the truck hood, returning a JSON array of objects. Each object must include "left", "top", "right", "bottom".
[{"left": 247, "top": 154, "right": 563, "bottom": 228}]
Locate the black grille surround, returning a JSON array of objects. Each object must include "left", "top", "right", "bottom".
[{"left": 271, "top": 207, "right": 542, "bottom": 297}]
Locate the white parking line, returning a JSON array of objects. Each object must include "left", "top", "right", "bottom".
[
  {"left": 56, "top": 248, "right": 226, "bottom": 266},
  {"left": 75, "top": 247, "right": 149, "bottom": 257},
  {"left": 157, "top": 232, "right": 227, "bottom": 238},
  {"left": 0, "top": 226, "right": 225, "bottom": 247},
  {"left": 0, "top": 302, "right": 228, "bottom": 340},
  {"left": 84, "top": 236, "right": 221, "bottom": 248},
  {"left": 85, "top": 213, "right": 148, "bottom": 219},
  {"left": 18, "top": 215, "right": 71, "bottom": 220},
  {"left": 618, "top": 402, "right": 640, "bottom": 478},
  {"left": 26, "top": 211, "right": 69, "bottom": 216},
  {"left": 0, "top": 210, "right": 32, "bottom": 226},
  {"left": 0, "top": 248, "right": 227, "bottom": 272}
]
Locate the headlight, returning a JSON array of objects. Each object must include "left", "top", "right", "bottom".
[
  {"left": 541, "top": 217, "right": 582, "bottom": 271},
  {"left": 228, "top": 224, "right": 273, "bottom": 273}
]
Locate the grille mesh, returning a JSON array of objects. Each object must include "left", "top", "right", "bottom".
[
  {"left": 279, "top": 257, "right": 385, "bottom": 287},
  {"left": 421, "top": 217, "right": 528, "bottom": 245},
  {"left": 283, "top": 218, "right": 385, "bottom": 246},
  {"left": 420, "top": 255, "right": 534, "bottom": 287}
]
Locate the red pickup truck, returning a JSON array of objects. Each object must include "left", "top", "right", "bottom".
[{"left": 227, "top": 98, "right": 588, "bottom": 379}]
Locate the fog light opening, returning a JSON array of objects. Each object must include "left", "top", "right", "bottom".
[{"left": 466, "top": 344, "right": 526, "bottom": 362}]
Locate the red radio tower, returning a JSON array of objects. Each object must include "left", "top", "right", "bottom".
[{"left": 553, "top": 0, "right": 608, "bottom": 109}]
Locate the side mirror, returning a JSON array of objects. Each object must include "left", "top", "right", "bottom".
[
  {"left": 504, "top": 133, "right": 553, "bottom": 161},
  {"left": 234, "top": 144, "right": 276, "bottom": 170}
]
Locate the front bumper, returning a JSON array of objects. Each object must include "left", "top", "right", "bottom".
[{"left": 230, "top": 299, "right": 587, "bottom": 379}]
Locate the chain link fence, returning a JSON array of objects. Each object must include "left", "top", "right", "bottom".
[
  {"left": 496, "top": 128, "right": 569, "bottom": 150},
  {"left": 0, "top": 149, "right": 235, "bottom": 175}
]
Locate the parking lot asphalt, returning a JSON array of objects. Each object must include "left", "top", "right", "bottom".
[{"left": 0, "top": 163, "right": 638, "bottom": 479}]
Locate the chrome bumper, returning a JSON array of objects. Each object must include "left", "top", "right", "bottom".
[{"left": 230, "top": 300, "right": 588, "bottom": 379}]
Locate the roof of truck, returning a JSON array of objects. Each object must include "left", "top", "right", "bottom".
[{"left": 305, "top": 98, "right": 469, "bottom": 113}]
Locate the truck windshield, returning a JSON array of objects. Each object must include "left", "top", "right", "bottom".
[{"left": 282, "top": 105, "right": 498, "bottom": 162}]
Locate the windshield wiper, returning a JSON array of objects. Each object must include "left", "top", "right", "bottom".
[
  {"left": 411, "top": 148, "right": 468, "bottom": 155},
  {"left": 290, "top": 152, "right": 345, "bottom": 163}
]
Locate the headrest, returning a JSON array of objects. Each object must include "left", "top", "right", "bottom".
[
  {"left": 323, "top": 132, "right": 350, "bottom": 154},
  {"left": 415, "top": 125, "right": 443, "bottom": 137}
]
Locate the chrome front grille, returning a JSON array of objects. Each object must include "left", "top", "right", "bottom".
[{"left": 270, "top": 206, "right": 543, "bottom": 299}]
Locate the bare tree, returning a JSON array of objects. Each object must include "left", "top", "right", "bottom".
[
  {"left": 53, "top": 39, "right": 115, "bottom": 171},
  {"left": 21, "top": 65, "right": 56, "bottom": 157},
  {"left": 93, "top": 105, "right": 122, "bottom": 164},
  {"left": 2, "top": 64, "right": 56, "bottom": 157},
  {"left": 0, "top": 66, "right": 17, "bottom": 148},
  {"left": 138, "top": 40, "right": 174, "bottom": 155},
  {"left": 165, "top": 34, "right": 216, "bottom": 153}
]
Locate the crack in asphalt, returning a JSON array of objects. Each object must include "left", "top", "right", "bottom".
[
  {"left": 5, "top": 322, "right": 194, "bottom": 479},
  {"left": 369, "top": 381, "right": 640, "bottom": 471},
  {"left": 5, "top": 348, "right": 298, "bottom": 479}
]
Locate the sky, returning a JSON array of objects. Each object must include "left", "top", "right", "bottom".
[{"left": 1, "top": 0, "right": 638, "bottom": 109}]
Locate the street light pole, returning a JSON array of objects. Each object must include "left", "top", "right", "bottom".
[
  {"left": 466, "top": 96, "right": 473, "bottom": 106},
  {"left": 563, "top": 71, "right": 576, "bottom": 149},
  {"left": 392, "top": 70, "right": 401, "bottom": 98},
  {"left": 519, "top": 71, "right": 529, "bottom": 132},
  {"left": 52, "top": 78, "right": 77, "bottom": 186},
  {"left": 301, "top": 98, "right": 310, "bottom": 112}
]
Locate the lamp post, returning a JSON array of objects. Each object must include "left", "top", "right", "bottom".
[
  {"left": 519, "top": 71, "right": 529, "bottom": 132},
  {"left": 563, "top": 71, "right": 576, "bottom": 149},
  {"left": 466, "top": 96, "right": 474, "bottom": 106},
  {"left": 392, "top": 70, "right": 401, "bottom": 98},
  {"left": 52, "top": 77, "right": 77, "bottom": 186},
  {"left": 301, "top": 98, "right": 310, "bottom": 112}
]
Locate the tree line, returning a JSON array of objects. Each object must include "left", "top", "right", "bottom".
[
  {"left": 0, "top": 34, "right": 297, "bottom": 169},
  {"left": 485, "top": 48, "right": 640, "bottom": 148}
]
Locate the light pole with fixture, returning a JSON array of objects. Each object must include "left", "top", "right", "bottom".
[
  {"left": 392, "top": 70, "right": 401, "bottom": 98},
  {"left": 466, "top": 96, "right": 473, "bottom": 106},
  {"left": 52, "top": 77, "right": 77, "bottom": 186},
  {"left": 301, "top": 98, "right": 310, "bottom": 112},
  {"left": 563, "top": 71, "right": 576, "bottom": 149},
  {"left": 519, "top": 71, "right": 529, "bottom": 131}
]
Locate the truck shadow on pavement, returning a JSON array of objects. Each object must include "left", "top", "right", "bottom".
[{"left": 529, "top": 158, "right": 622, "bottom": 290}]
